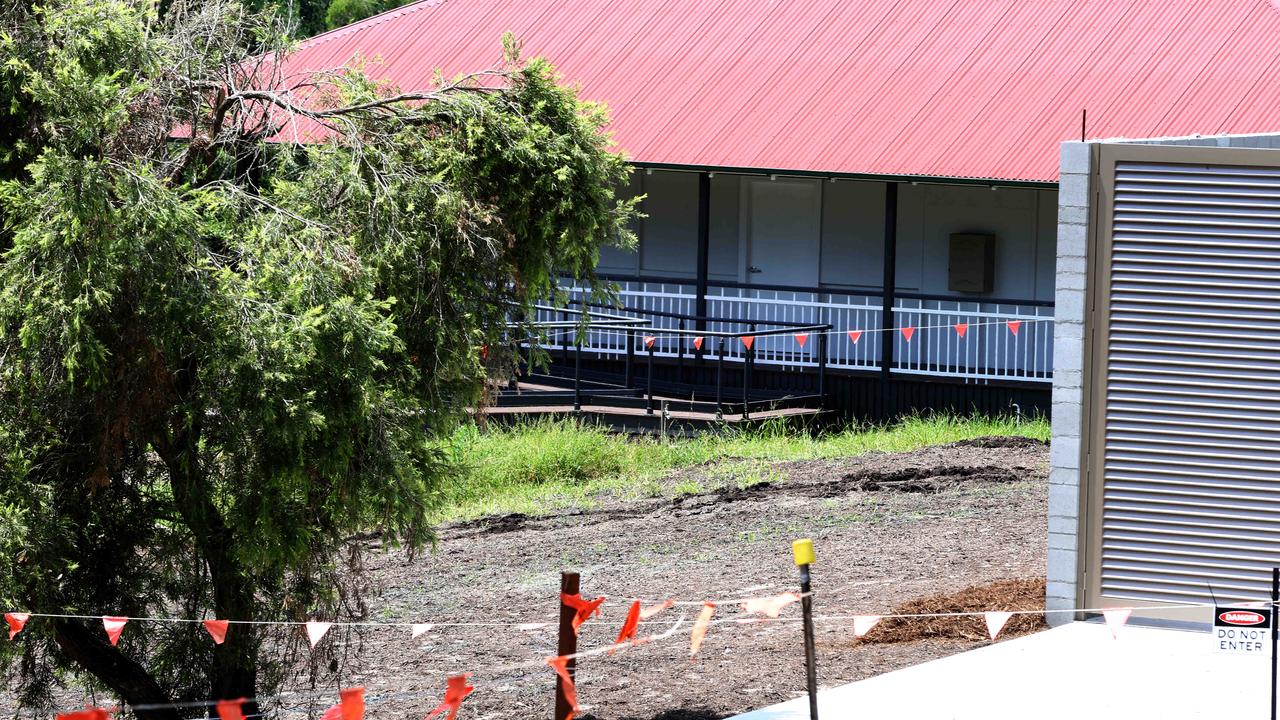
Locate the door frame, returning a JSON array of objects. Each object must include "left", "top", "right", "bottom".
[{"left": 738, "top": 176, "right": 823, "bottom": 286}]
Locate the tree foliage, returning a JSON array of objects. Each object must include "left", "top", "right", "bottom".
[{"left": 0, "top": 0, "right": 635, "bottom": 714}]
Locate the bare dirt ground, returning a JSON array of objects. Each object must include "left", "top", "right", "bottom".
[{"left": 328, "top": 436, "right": 1049, "bottom": 720}]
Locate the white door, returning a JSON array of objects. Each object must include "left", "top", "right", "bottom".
[{"left": 745, "top": 178, "right": 821, "bottom": 287}]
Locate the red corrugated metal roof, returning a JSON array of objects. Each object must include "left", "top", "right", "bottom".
[{"left": 282, "top": 0, "right": 1280, "bottom": 183}]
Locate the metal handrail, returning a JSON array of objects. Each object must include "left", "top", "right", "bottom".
[
  {"left": 523, "top": 298, "right": 833, "bottom": 418},
  {"left": 528, "top": 304, "right": 651, "bottom": 324},
  {"left": 561, "top": 297, "right": 823, "bottom": 329},
  {"left": 520, "top": 321, "right": 652, "bottom": 330},
  {"left": 627, "top": 323, "right": 831, "bottom": 339}
]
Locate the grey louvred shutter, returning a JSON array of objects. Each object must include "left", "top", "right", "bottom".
[{"left": 1099, "top": 159, "right": 1280, "bottom": 604}]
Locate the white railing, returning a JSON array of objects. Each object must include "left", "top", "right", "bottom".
[
  {"left": 703, "top": 285, "right": 883, "bottom": 370},
  {"left": 890, "top": 298, "right": 1054, "bottom": 382},
  {"left": 540, "top": 280, "right": 1053, "bottom": 383}
]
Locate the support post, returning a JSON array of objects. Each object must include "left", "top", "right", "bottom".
[
  {"left": 556, "top": 572, "right": 580, "bottom": 720},
  {"left": 1271, "top": 567, "right": 1277, "bottom": 720},
  {"left": 743, "top": 324, "right": 755, "bottom": 420},
  {"left": 573, "top": 335, "right": 582, "bottom": 412},
  {"left": 716, "top": 338, "right": 725, "bottom": 419},
  {"left": 646, "top": 343, "right": 655, "bottom": 415},
  {"left": 561, "top": 311, "right": 570, "bottom": 365},
  {"left": 695, "top": 172, "right": 710, "bottom": 333},
  {"left": 625, "top": 329, "right": 635, "bottom": 389},
  {"left": 879, "top": 182, "right": 899, "bottom": 415},
  {"left": 817, "top": 333, "right": 827, "bottom": 410},
  {"left": 677, "top": 319, "right": 686, "bottom": 385},
  {"left": 793, "top": 539, "right": 819, "bottom": 720}
]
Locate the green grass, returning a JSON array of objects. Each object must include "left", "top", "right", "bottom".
[{"left": 432, "top": 414, "right": 1048, "bottom": 523}]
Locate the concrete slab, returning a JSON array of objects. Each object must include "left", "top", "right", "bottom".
[{"left": 730, "top": 622, "right": 1273, "bottom": 720}]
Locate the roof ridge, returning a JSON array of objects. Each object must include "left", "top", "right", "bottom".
[{"left": 296, "top": 0, "right": 448, "bottom": 52}]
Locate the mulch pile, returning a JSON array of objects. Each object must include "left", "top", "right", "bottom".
[{"left": 857, "top": 578, "right": 1047, "bottom": 644}]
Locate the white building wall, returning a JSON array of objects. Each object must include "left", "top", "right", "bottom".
[
  {"left": 598, "top": 170, "right": 1058, "bottom": 303},
  {"left": 708, "top": 174, "right": 741, "bottom": 281},
  {"left": 639, "top": 171, "right": 699, "bottom": 277},
  {"left": 821, "top": 180, "right": 886, "bottom": 290},
  {"left": 599, "top": 170, "right": 734, "bottom": 280},
  {"left": 597, "top": 172, "right": 642, "bottom": 275},
  {"left": 897, "top": 184, "right": 1058, "bottom": 300}
]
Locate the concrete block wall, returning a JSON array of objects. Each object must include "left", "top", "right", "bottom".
[{"left": 1047, "top": 141, "right": 1090, "bottom": 623}]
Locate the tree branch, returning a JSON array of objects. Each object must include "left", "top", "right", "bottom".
[{"left": 52, "top": 620, "right": 181, "bottom": 720}]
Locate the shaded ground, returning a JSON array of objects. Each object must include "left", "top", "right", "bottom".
[{"left": 324, "top": 436, "right": 1048, "bottom": 719}]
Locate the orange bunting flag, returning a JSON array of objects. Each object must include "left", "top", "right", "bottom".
[
  {"left": 689, "top": 603, "right": 716, "bottom": 660},
  {"left": 102, "top": 616, "right": 127, "bottom": 647},
  {"left": 692, "top": 336, "right": 704, "bottom": 351},
  {"left": 741, "top": 593, "right": 801, "bottom": 619},
  {"left": 1102, "top": 608, "right": 1131, "bottom": 639},
  {"left": 1007, "top": 320, "right": 1021, "bottom": 336},
  {"left": 412, "top": 623, "right": 434, "bottom": 638},
  {"left": 5, "top": 612, "right": 29, "bottom": 640},
  {"left": 479, "top": 344, "right": 489, "bottom": 361},
  {"left": 613, "top": 600, "right": 641, "bottom": 650},
  {"left": 305, "top": 621, "right": 332, "bottom": 648},
  {"left": 794, "top": 333, "right": 809, "bottom": 348},
  {"left": 337, "top": 688, "right": 366, "bottom": 720},
  {"left": 56, "top": 708, "right": 110, "bottom": 720},
  {"left": 954, "top": 323, "right": 969, "bottom": 338},
  {"left": 425, "top": 674, "right": 475, "bottom": 720},
  {"left": 547, "top": 656, "right": 579, "bottom": 720},
  {"left": 853, "top": 615, "right": 881, "bottom": 638},
  {"left": 639, "top": 599, "right": 675, "bottom": 620},
  {"left": 321, "top": 689, "right": 364, "bottom": 720},
  {"left": 740, "top": 336, "right": 755, "bottom": 351},
  {"left": 984, "top": 611, "right": 1013, "bottom": 641},
  {"left": 560, "top": 593, "right": 606, "bottom": 635},
  {"left": 215, "top": 699, "right": 246, "bottom": 720},
  {"left": 643, "top": 335, "right": 656, "bottom": 349},
  {"left": 900, "top": 327, "right": 915, "bottom": 342},
  {"left": 203, "top": 619, "right": 229, "bottom": 645},
  {"left": 847, "top": 330, "right": 862, "bottom": 344}
]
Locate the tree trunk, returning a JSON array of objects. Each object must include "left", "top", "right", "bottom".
[
  {"left": 52, "top": 620, "right": 182, "bottom": 720},
  {"left": 207, "top": 561, "right": 260, "bottom": 713},
  {"left": 155, "top": 414, "right": 261, "bottom": 714}
]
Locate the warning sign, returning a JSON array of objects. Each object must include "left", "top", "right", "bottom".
[{"left": 1213, "top": 605, "right": 1273, "bottom": 655}]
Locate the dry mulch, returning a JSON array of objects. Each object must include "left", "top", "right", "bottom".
[{"left": 858, "top": 578, "right": 1047, "bottom": 644}]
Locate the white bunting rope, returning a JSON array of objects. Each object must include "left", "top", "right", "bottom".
[
  {"left": 90, "top": 614, "right": 694, "bottom": 716},
  {"left": 809, "top": 600, "right": 1229, "bottom": 622},
  {"left": 31, "top": 592, "right": 1275, "bottom": 719},
  {"left": 10, "top": 611, "right": 551, "bottom": 629},
  {"left": 10, "top": 594, "right": 1260, "bottom": 633}
]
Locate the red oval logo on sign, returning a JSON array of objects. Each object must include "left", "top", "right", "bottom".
[{"left": 1219, "top": 611, "right": 1267, "bottom": 626}]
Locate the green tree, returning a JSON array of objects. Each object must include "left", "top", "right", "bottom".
[
  {"left": 323, "top": 0, "right": 385, "bottom": 30},
  {"left": 0, "top": 0, "right": 635, "bottom": 715}
]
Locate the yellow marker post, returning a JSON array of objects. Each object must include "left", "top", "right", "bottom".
[
  {"left": 793, "top": 539, "right": 819, "bottom": 720},
  {"left": 793, "top": 538, "right": 816, "bottom": 567}
]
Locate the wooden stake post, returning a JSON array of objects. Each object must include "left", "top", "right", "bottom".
[
  {"left": 793, "top": 539, "right": 819, "bottom": 720},
  {"left": 556, "top": 571, "right": 580, "bottom": 720}
]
